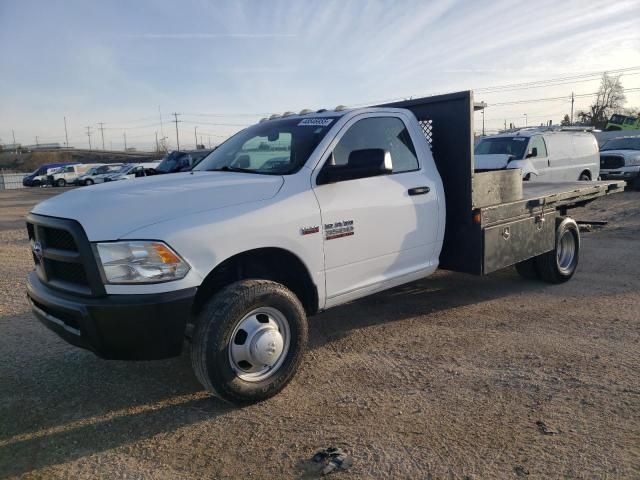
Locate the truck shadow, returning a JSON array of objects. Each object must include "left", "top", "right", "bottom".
[
  {"left": 308, "top": 268, "right": 547, "bottom": 350},
  {"left": 0, "top": 269, "right": 542, "bottom": 477},
  {"left": 0, "top": 331, "right": 229, "bottom": 477}
]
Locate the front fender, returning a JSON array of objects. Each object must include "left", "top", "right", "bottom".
[{"left": 506, "top": 159, "right": 538, "bottom": 178}]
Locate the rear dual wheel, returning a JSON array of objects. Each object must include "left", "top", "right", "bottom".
[
  {"left": 515, "top": 217, "right": 580, "bottom": 283},
  {"left": 190, "top": 279, "right": 308, "bottom": 405}
]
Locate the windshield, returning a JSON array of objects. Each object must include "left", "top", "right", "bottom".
[
  {"left": 156, "top": 151, "right": 191, "bottom": 173},
  {"left": 609, "top": 114, "right": 626, "bottom": 124},
  {"left": 194, "top": 116, "right": 339, "bottom": 175},
  {"left": 475, "top": 137, "right": 529, "bottom": 159},
  {"left": 601, "top": 137, "right": 640, "bottom": 151}
]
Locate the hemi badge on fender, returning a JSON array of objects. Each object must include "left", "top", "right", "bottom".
[{"left": 300, "top": 226, "right": 320, "bottom": 235}]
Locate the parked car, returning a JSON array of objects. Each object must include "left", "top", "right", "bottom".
[
  {"left": 25, "top": 90, "right": 624, "bottom": 405},
  {"left": 73, "top": 164, "right": 123, "bottom": 186},
  {"left": 49, "top": 164, "right": 102, "bottom": 187},
  {"left": 599, "top": 135, "right": 640, "bottom": 189},
  {"left": 103, "top": 162, "right": 158, "bottom": 182},
  {"left": 22, "top": 162, "right": 79, "bottom": 187},
  {"left": 474, "top": 129, "right": 599, "bottom": 181},
  {"left": 154, "top": 150, "right": 213, "bottom": 174}
]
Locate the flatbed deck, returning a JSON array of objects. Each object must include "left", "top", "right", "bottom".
[{"left": 479, "top": 180, "right": 626, "bottom": 226}]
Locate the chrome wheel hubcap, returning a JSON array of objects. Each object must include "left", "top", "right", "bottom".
[
  {"left": 228, "top": 307, "right": 290, "bottom": 382},
  {"left": 557, "top": 230, "right": 576, "bottom": 274}
]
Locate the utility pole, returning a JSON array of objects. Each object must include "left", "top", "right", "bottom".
[
  {"left": 523, "top": 113, "right": 528, "bottom": 127},
  {"left": 35, "top": 136, "right": 39, "bottom": 146},
  {"left": 194, "top": 126, "right": 198, "bottom": 149},
  {"left": 172, "top": 112, "right": 181, "bottom": 150},
  {"left": 159, "top": 106, "right": 165, "bottom": 139},
  {"left": 481, "top": 109, "right": 485, "bottom": 136},
  {"left": 504, "top": 119, "right": 507, "bottom": 132},
  {"left": 123, "top": 132, "right": 127, "bottom": 151},
  {"left": 63, "top": 117, "right": 69, "bottom": 148},
  {"left": 98, "top": 122, "right": 106, "bottom": 150},
  {"left": 12, "top": 130, "right": 16, "bottom": 152},
  {"left": 570, "top": 92, "right": 575, "bottom": 125},
  {"left": 85, "top": 126, "right": 92, "bottom": 150},
  {"left": 155, "top": 131, "right": 159, "bottom": 152}
]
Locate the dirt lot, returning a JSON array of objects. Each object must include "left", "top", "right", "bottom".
[{"left": 1, "top": 187, "right": 639, "bottom": 479}]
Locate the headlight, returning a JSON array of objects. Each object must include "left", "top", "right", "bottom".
[{"left": 95, "top": 241, "right": 190, "bottom": 284}]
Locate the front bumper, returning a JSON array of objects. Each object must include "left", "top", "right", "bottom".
[
  {"left": 600, "top": 168, "right": 640, "bottom": 181},
  {"left": 27, "top": 271, "right": 196, "bottom": 360}
]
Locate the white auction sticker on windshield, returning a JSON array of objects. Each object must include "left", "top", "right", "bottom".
[{"left": 298, "top": 118, "right": 334, "bottom": 127}]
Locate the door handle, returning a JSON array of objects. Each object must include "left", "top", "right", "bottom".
[{"left": 408, "top": 186, "right": 430, "bottom": 196}]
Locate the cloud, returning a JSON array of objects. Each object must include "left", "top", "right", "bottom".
[{"left": 121, "top": 33, "right": 296, "bottom": 39}]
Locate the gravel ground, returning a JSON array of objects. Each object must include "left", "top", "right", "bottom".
[{"left": 0, "top": 187, "right": 639, "bottom": 479}]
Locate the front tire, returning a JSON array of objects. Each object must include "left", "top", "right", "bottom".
[
  {"left": 191, "top": 279, "right": 308, "bottom": 405},
  {"left": 56, "top": 178, "right": 66, "bottom": 187},
  {"left": 535, "top": 217, "right": 580, "bottom": 283},
  {"left": 85, "top": 179, "right": 94, "bottom": 186},
  {"left": 579, "top": 172, "right": 591, "bottom": 181}
]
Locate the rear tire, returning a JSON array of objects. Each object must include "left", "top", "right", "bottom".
[
  {"left": 515, "top": 258, "right": 539, "bottom": 280},
  {"left": 190, "top": 279, "right": 308, "bottom": 405},
  {"left": 84, "top": 179, "right": 94, "bottom": 186},
  {"left": 579, "top": 172, "right": 591, "bottom": 181},
  {"left": 535, "top": 217, "right": 580, "bottom": 283},
  {"left": 56, "top": 178, "right": 66, "bottom": 187}
]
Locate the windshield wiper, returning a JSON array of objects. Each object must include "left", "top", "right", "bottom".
[{"left": 207, "top": 165, "right": 260, "bottom": 174}]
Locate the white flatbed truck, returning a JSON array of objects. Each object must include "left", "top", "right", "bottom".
[{"left": 25, "top": 91, "right": 624, "bottom": 404}]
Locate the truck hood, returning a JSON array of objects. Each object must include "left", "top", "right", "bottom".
[
  {"left": 600, "top": 149, "right": 640, "bottom": 158},
  {"left": 474, "top": 154, "right": 515, "bottom": 170},
  {"left": 32, "top": 171, "right": 284, "bottom": 240}
]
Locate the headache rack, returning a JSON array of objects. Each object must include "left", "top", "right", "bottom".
[{"left": 378, "top": 91, "right": 624, "bottom": 275}]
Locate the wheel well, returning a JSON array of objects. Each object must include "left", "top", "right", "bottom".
[
  {"left": 580, "top": 170, "right": 591, "bottom": 180},
  {"left": 192, "top": 248, "right": 319, "bottom": 316}
]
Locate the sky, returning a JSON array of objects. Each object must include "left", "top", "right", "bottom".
[{"left": 1, "top": 0, "right": 639, "bottom": 150}]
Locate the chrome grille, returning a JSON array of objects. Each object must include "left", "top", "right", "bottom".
[
  {"left": 600, "top": 155, "right": 624, "bottom": 169},
  {"left": 26, "top": 215, "right": 105, "bottom": 297}
]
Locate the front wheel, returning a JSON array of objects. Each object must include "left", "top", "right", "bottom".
[
  {"left": 190, "top": 279, "right": 308, "bottom": 405},
  {"left": 578, "top": 172, "right": 591, "bottom": 181},
  {"left": 56, "top": 178, "right": 66, "bottom": 187},
  {"left": 84, "top": 179, "right": 94, "bottom": 186}
]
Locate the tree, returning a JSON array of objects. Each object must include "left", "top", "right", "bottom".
[
  {"left": 560, "top": 114, "right": 571, "bottom": 126},
  {"left": 576, "top": 73, "right": 626, "bottom": 128}
]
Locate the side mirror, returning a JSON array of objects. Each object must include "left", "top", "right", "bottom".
[
  {"left": 317, "top": 148, "right": 392, "bottom": 185},
  {"left": 526, "top": 147, "right": 538, "bottom": 158}
]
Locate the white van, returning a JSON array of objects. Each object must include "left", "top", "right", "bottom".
[
  {"left": 50, "top": 164, "right": 101, "bottom": 187},
  {"left": 475, "top": 130, "right": 599, "bottom": 181}
]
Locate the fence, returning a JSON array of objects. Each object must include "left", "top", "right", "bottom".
[{"left": 0, "top": 173, "right": 26, "bottom": 190}]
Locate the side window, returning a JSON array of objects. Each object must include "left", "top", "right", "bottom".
[
  {"left": 529, "top": 136, "right": 547, "bottom": 157},
  {"left": 331, "top": 117, "right": 419, "bottom": 173}
]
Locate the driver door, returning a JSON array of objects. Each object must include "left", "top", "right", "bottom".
[
  {"left": 312, "top": 115, "right": 439, "bottom": 306},
  {"left": 526, "top": 135, "right": 549, "bottom": 181}
]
